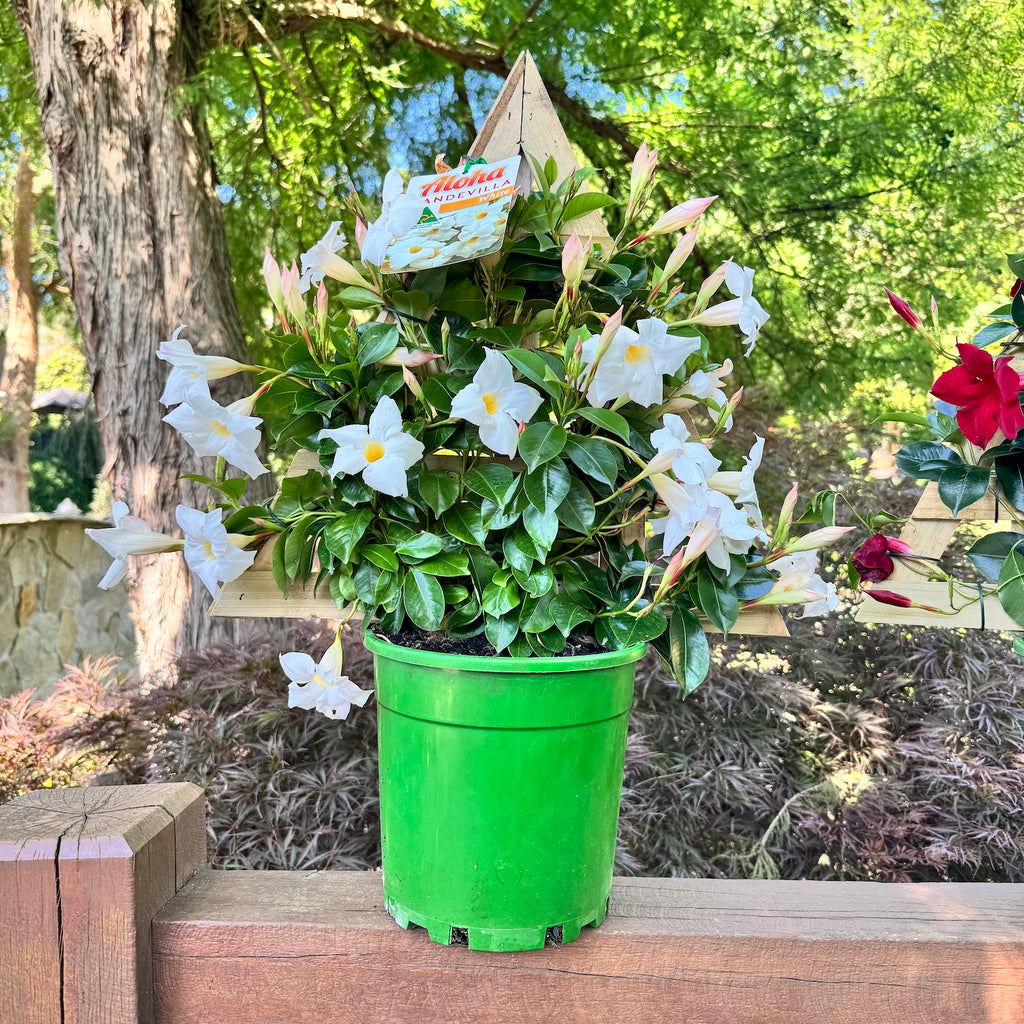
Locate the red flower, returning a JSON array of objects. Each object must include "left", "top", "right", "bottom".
[
  {"left": 1011, "top": 278, "right": 1022, "bottom": 298},
  {"left": 852, "top": 534, "right": 912, "bottom": 582},
  {"left": 931, "top": 343, "right": 1024, "bottom": 447}
]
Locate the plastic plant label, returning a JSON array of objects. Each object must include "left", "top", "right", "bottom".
[{"left": 382, "top": 156, "right": 521, "bottom": 274}]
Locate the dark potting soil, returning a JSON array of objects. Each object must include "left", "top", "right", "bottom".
[{"left": 374, "top": 628, "right": 608, "bottom": 658}]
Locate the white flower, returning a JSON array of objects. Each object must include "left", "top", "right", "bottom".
[
  {"left": 319, "top": 395, "right": 424, "bottom": 497},
  {"left": 709, "top": 435, "right": 767, "bottom": 538},
  {"left": 280, "top": 634, "right": 372, "bottom": 721},
  {"left": 175, "top": 505, "right": 257, "bottom": 600},
  {"left": 387, "top": 239, "right": 443, "bottom": 271},
  {"left": 450, "top": 349, "right": 543, "bottom": 457},
  {"left": 582, "top": 318, "right": 699, "bottom": 407},
  {"left": 298, "top": 221, "right": 372, "bottom": 292},
  {"left": 700, "top": 490, "right": 764, "bottom": 571},
  {"left": 162, "top": 382, "right": 268, "bottom": 478},
  {"left": 648, "top": 473, "right": 708, "bottom": 557},
  {"left": 157, "top": 326, "right": 252, "bottom": 406},
  {"left": 650, "top": 414, "right": 721, "bottom": 486},
  {"left": 361, "top": 170, "right": 424, "bottom": 266},
  {"left": 724, "top": 262, "right": 769, "bottom": 354},
  {"left": 768, "top": 551, "right": 839, "bottom": 617},
  {"left": 85, "top": 501, "right": 181, "bottom": 589}
]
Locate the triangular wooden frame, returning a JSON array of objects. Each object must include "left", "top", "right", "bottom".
[
  {"left": 854, "top": 482, "right": 1019, "bottom": 630},
  {"left": 210, "top": 56, "right": 787, "bottom": 637}
]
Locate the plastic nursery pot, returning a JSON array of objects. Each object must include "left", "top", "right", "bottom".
[{"left": 363, "top": 631, "right": 646, "bottom": 953}]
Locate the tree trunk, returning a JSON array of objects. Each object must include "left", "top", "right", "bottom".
[
  {"left": 12, "top": 0, "right": 260, "bottom": 675},
  {"left": 0, "top": 149, "right": 40, "bottom": 514}
]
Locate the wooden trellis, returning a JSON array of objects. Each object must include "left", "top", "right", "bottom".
[{"left": 210, "top": 52, "right": 787, "bottom": 637}]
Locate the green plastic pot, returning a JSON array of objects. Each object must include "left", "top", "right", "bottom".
[{"left": 364, "top": 631, "right": 646, "bottom": 952}]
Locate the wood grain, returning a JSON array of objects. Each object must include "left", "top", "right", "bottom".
[
  {"left": 152, "top": 871, "right": 1024, "bottom": 1024},
  {"left": 0, "top": 783, "right": 206, "bottom": 1024}
]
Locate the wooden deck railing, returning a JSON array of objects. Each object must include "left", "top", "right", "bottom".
[{"left": 2, "top": 784, "right": 1022, "bottom": 1023}]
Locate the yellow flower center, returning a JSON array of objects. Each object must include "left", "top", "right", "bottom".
[
  {"left": 625, "top": 344, "right": 648, "bottom": 364},
  {"left": 474, "top": 210, "right": 489, "bottom": 221},
  {"left": 203, "top": 538, "right": 216, "bottom": 559},
  {"left": 408, "top": 245, "right": 423, "bottom": 254},
  {"left": 213, "top": 421, "right": 232, "bottom": 437},
  {"left": 482, "top": 393, "right": 499, "bottom": 415},
  {"left": 364, "top": 440, "right": 386, "bottom": 462},
  {"left": 313, "top": 672, "right": 330, "bottom": 687}
]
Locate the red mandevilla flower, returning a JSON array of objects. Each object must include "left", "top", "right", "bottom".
[
  {"left": 931, "top": 342, "right": 1024, "bottom": 447},
  {"left": 852, "top": 534, "right": 911, "bottom": 582}
]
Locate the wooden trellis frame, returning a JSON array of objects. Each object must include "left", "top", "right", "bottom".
[{"left": 210, "top": 52, "right": 787, "bottom": 637}]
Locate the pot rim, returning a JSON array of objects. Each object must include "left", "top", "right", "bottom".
[{"left": 362, "top": 628, "right": 646, "bottom": 674}]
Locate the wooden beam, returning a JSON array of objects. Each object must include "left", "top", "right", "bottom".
[
  {"left": 0, "top": 784, "right": 206, "bottom": 1024},
  {"left": 153, "top": 870, "right": 1024, "bottom": 1024}
]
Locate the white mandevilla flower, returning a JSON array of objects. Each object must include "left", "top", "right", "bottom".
[
  {"left": 175, "top": 505, "right": 256, "bottom": 600},
  {"left": 157, "top": 325, "right": 254, "bottom": 407},
  {"left": 450, "top": 349, "right": 543, "bottom": 457},
  {"left": 298, "top": 221, "right": 372, "bottom": 292},
  {"left": 700, "top": 489, "right": 764, "bottom": 571},
  {"left": 84, "top": 501, "right": 181, "bottom": 589},
  {"left": 724, "top": 262, "right": 770, "bottom": 355},
  {"left": 582, "top": 317, "right": 699, "bottom": 407},
  {"left": 162, "top": 382, "right": 268, "bottom": 478},
  {"left": 709, "top": 435, "right": 767, "bottom": 538},
  {"left": 319, "top": 395, "right": 424, "bottom": 497},
  {"left": 650, "top": 414, "right": 721, "bottom": 487},
  {"left": 766, "top": 551, "right": 839, "bottom": 618},
  {"left": 648, "top": 473, "right": 709, "bottom": 558},
  {"left": 280, "top": 633, "right": 372, "bottom": 721},
  {"left": 361, "top": 170, "right": 424, "bottom": 266},
  {"left": 386, "top": 238, "right": 444, "bottom": 272}
]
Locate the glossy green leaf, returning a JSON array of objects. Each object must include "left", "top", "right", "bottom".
[
  {"left": 394, "top": 532, "right": 445, "bottom": 561},
  {"left": 574, "top": 406, "right": 632, "bottom": 442},
  {"left": 670, "top": 605, "right": 710, "bottom": 695},
  {"left": 403, "top": 569, "right": 445, "bottom": 631},
  {"left": 518, "top": 423, "right": 568, "bottom": 472},
  {"left": 418, "top": 469, "right": 460, "bottom": 516},
  {"left": 938, "top": 463, "right": 991, "bottom": 515},
  {"left": 523, "top": 459, "right": 571, "bottom": 515},
  {"left": 356, "top": 322, "right": 399, "bottom": 366},
  {"left": 968, "top": 531, "right": 1024, "bottom": 581},
  {"left": 564, "top": 435, "right": 620, "bottom": 487},
  {"left": 997, "top": 540, "right": 1024, "bottom": 627},
  {"left": 695, "top": 571, "right": 740, "bottom": 634},
  {"left": 323, "top": 509, "right": 373, "bottom": 564}
]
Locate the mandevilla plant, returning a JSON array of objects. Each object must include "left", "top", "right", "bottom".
[
  {"left": 851, "top": 253, "right": 1024, "bottom": 629},
  {"left": 87, "top": 147, "right": 850, "bottom": 717}
]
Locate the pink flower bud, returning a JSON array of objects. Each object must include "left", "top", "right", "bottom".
[
  {"left": 263, "top": 248, "right": 284, "bottom": 314},
  {"left": 629, "top": 141, "right": 659, "bottom": 202},
  {"left": 693, "top": 261, "right": 729, "bottom": 310},
  {"left": 355, "top": 217, "right": 368, "bottom": 250},
  {"left": 561, "top": 231, "right": 592, "bottom": 293},
  {"left": 648, "top": 195, "right": 716, "bottom": 236},
  {"left": 884, "top": 288, "right": 922, "bottom": 329},
  {"left": 316, "top": 281, "right": 329, "bottom": 319},
  {"left": 281, "top": 262, "right": 306, "bottom": 328},
  {"left": 662, "top": 228, "right": 699, "bottom": 280},
  {"left": 594, "top": 307, "right": 624, "bottom": 363},
  {"left": 786, "top": 525, "right": 853, "bottom": 552},
  {"left": 865, "top": 588, "right": 912, "bottom": 608}
]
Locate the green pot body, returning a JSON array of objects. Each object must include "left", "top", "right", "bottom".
[{"left": 364, "top": 633, "right": 645, "bottom": 953}]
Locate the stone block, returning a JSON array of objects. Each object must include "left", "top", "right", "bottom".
[
  {"left": 58, "top": 611, "right": 79, "bottom": 663},
  {"left": 16, "top": 586, "right": 37, "bottom": 627}
]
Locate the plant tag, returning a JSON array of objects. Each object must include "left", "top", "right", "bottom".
[{"left": 381, "top": 156, "right": 520, "bottom": 274}]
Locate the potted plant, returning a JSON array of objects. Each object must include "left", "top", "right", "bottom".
[
  {"left": 849, "top": 258, "right": 1024, "bottom": 638},
  {"left": 86, "top": 146, "right": 848, "bottom": 951}
]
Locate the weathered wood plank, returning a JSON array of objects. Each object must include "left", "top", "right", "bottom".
[
  {"left": 0, "top": 784, "right": 206, "bottom": 1024},
  {"left": 152, "top": 871, "right": 1024, "bottom": 1024}
]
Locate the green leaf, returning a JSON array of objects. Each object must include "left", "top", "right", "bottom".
[
  {"left": 503, "top": 348, "right": 561, "bottom": 397},
  {"left": 414, "top": 552, "right": 471, "bottom": 577},
  {"left": 967, "top": 532, "right": 1024, "bottom": 581},
  {"left": 973, "top": 321, "right": 1018, "bottom": 347},
  {"left": 485, "top": 614, "right": 519, "bottom": 653},
  {"left": 443, "top": 503, "right": 488, "bottom": 545},
  {"left": 596, "top": 608, "right": 667, "bottom": 649},
  {"left": 323, "top": 509, "right": 373, "bottom": 564},
  {"left": 1013, "top": 289, "right": 1024, "bottom": 330},
  {"left": 550, "top": 593, "right": 592, "bottom": 636},
  {"left": 337, "top": 286, "right": 383, "bottom": 310},
  {"left": 362, "top": 544, "right": 398, "bottom": 572},
  {"left": 995, "top": 454, "right": 1024, "bottom": 511},
  {"left": 512, "top": 564, "right": 555, "bottom": 598},
  {"left": 503, "top": 529, "right": 539, "bottom": 572},
  {"left": 895, "top": 441, "right": 962, "bottom": 482},
  {"left": 418, "top": 469, "right": 459, "bottom": 516},
  {"left": 695, "top": 571, "right": 740, "bottom": 635},
  {"left": 561, "top": 192, "right": 617, "bottom": 225},
  {"left": 403, "top": 569, "right": 445, "bottom": 631},
  {"left": 357, "top": 322, "right": 400, "bottom": 366},
  {"left": 271, "top": 533, "right": 289, "bottom": 596},
  {"left": 1008, "top": 253, "right": 1024, "bottom": 278},
  {"left": 519, "top": 593, "right": 556, "bottom": 633},
  {"left": 795, "top": 490, "right": 837, "bottom": 526},
  {"left": 518, "top": 423, "right": 568, "bottom": 473},
  {"left": 997, "top": 541, "right": 1024, "bottom": 627},
  {"left": 437, "top": 279, "right": 487, "bottom": 321},
  {"left": 394, "top": 532, "right": 445, "bottom": 561},
  {"left": 564, "top": 435, "right": 620, "bottom": 487},
  {"left": 669, "top": 606, "right": 710, "bottom": 696},
  {"left": 524, "top": 459, "right": 571, "bottom": 515},
  {"left": 556, "top": 486, "right": 596, "bottom": 533},
  {"left": 464, "top": 463, "right": 516, "bottom": 506},
  {"left": 482, "top": 576, "right": 521, "bottom": 616},
  {"left": 938, "top": 463, "right": 991, "bottom": 516},
  {"left": 523, "top": 505, "right": 559, "bottom": 553},
  {"left": 574, "top": 407, "right": 632, "bottom": 442}
]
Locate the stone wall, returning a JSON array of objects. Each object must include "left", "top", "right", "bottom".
[{"left": 0, "top": 514, "right": 136, "bottom": 696}]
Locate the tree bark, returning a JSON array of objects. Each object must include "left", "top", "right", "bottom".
[
  {"left": 0, "top": 149, "right": 41, "bottom": 514},
  {"left": 11, "top": 0, "right": 258, "bottom": 675}
]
